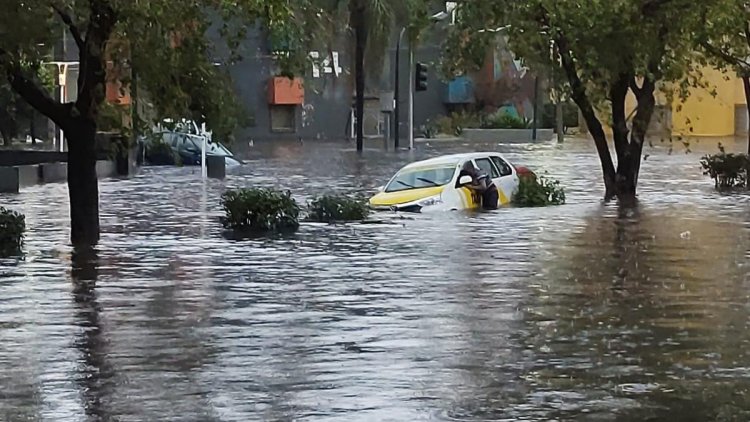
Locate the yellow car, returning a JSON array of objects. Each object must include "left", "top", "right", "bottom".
[{"left": 369, "top": 152, "right": 527, "bottom": 212}]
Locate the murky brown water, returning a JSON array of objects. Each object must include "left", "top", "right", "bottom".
[{"left": 1, "top": 137, "right": 750, "bottom": 421}]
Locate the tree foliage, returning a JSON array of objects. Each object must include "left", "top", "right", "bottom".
[
  {"left": 697, "top": 0, "right": 750, "bottom": 153},
  {"left": 445, "top": 0, "right": 718, "bottom": 200},
  {"left": 698, "top": 0, "right": 750, "bottom": 74},
  {"left": 0, "top": 0, "right": 331, "bottom": 142}
]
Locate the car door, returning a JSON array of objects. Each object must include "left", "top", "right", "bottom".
[
  {"left": 490, "top": 155, "right": 519, "bottom": 202},
  {"left": 473, "top": 156, "right": 508, "bottom": 206}
]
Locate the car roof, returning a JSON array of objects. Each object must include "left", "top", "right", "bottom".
[{"left": 401, "top": 152, "right": 505, "bottom": 170}]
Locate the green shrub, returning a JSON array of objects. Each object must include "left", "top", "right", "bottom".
[
  {"left": 431, "top": 110, "right": 484, "bottom": 135},
  {"left": 435, "top": 115, "right": 459, "bottom": 136},
  {"left": 482, "top": 112, "right": 531, "bottom": 129},
  {"left": 700, "top": 152, "right": 749, "bottom": 189},
  {"left": 307, "top": 195, "right": 369, "bottom": 223},
  {"left": 513, "top": 175, "right": 566, "bottom": 207},
  {"left": 420, "top": 120, "right": 438, "bottom": 139},
  {"left": 0, "top": 207, "right": 25, "bottom": 257},
  {"left": 220, "top": 188, "right": 300, "bottom": 233}
]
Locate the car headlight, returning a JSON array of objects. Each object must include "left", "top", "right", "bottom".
[{"left": 418, "top": 195, "right": 443, "bottom": 207}]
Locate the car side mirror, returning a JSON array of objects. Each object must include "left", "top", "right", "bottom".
[{"left": 458, "top": 175, "right": 473, "bottom": 186}]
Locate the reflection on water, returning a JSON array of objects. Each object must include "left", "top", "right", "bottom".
[{"left": 1, "top": 138, "right": 750, "bottom": 420}]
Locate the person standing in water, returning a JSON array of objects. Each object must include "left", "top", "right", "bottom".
[{"left": 457, "top": 161, "right": 499, "bottom": 210}]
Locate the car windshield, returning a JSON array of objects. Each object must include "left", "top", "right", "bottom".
[
  {"left": 177, "top": 135, "right": 233, "bottom": 156},
  {"left": 385, "top": 165, "right": 457, "bottom": 192}
]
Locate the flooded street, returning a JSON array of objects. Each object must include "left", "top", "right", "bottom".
[{"left": 2, "top": 138, "right": 750, "bottom": 421}]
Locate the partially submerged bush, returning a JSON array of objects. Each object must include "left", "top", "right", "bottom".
[
  {"left": 700, "top": 151, "right": 749, "bottom": 189},
  {"left": 482, "top": 112, "right": 531, "bottom": 129},
  {"left": 513, "top": 175, "right": 566, "bottom": 207},
  {"left": 0, "top": 207, "right": 25, "bottom": 257},
  {"left": 307, "top": 195, "right": 369, "bottom": 223},
  {"left": 221, "top": 188, "right": 300, "bottom": 233}
]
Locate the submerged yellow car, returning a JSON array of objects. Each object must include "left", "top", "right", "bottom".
[{"left": 370, "top": 152, "right": 527, "bottom": 212}]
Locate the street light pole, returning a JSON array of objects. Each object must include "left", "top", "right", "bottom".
[{"left": 531, "top": 75, "right": 539, "bottom": 141}]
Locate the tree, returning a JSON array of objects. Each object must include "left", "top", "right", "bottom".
[
  {"left": 698, "top": 0, "right": 750, "bottom": 154},
  {"left": 0, "top": 0, "right": 319, "bottom": 246},
  {"left": 445, "top": 0, "right": 713, "bottom": 201},
  {"left": 328, "top": 0, "right": 429, "bottom": 152}
]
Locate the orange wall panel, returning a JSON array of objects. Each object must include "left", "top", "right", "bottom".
[{"left": 268, "top": 77, "right": 304, "bottom": 105}]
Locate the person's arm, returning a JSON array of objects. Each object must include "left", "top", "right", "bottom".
[{"left": 469, "top": 177, "right": 487, "bottom": 192}]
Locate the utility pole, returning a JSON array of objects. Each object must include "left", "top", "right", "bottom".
[{"left": 531, "top": 75, "right": 539, "bottom": 141}]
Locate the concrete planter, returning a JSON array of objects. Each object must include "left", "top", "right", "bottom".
[
  {"left": 0, "top": 160, "right": 122, "bottom": 193},
  {"left": 462, "top": 128, "right": 555, "bottom": 143}
]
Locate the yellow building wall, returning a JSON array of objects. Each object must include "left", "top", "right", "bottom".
[
  {"left": 672, "top": 67, "right": 736, "bottom": 137},
  {"left": 592, "top": 66, "right": 742, "bottom": 138}
]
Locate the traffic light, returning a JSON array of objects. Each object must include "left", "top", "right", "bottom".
[{"left": 415, "top": 62, "right": 428, "bottom": 91}]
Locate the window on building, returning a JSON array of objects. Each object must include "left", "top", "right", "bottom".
[{"left": 270, "top": 105, "right": 296, "bottom": 133}]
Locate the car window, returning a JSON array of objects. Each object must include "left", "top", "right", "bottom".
[
  {"left": 475, "top": 157, "right": 500, "bottom": 178},
  {"left": 385, "top": 166, "right": 457, "bottom": 192},
  {"left": 491, "top": 156, "right": 513, "bottom": 177}
]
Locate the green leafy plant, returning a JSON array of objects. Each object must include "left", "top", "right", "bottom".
[
  {"left": 221, "top": 188, "right": 300, "bottom": 233},
  {"left": 0, "top": 207, "right": 25, "bottom": 257},
  {"left": 513, "top": 174, "right": 566, "bottom": 207},
  {"left": 482, "top": 112, "right": 531, "bottom": 129},
  {"left": 307, "top": 195, "right": 369, "bottom": 223},
  {"left": 431, "top": 111, "right": 483, "bottom": 136},
  {"left": 700, "top": 151, "right": 750, "bottom": 189},
  {"left": 420, "top": 120, "right": 438, "bottom": 139}
]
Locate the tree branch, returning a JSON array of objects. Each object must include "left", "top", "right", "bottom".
[
  {"left": 52, "top": 3, "right": 85, "bottom": 49},
  {"left": 629, "top": 77, "right": 643, "bottom": 97},
  {"left": 76, "top": 0, "right": 118, "bottom": 119},
  {"left": 3, "top": 62, "right": 69, "bottom": 127},
  {"left": 610, "top": 72, "right": 631, "bottom": 162},
  {"left": 701, "top": 40, "right": 750, "bottom": 71}
]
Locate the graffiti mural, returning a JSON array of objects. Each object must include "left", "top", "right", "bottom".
[{"left": 471, "top": 37, "right": 539, "bottom": 119}]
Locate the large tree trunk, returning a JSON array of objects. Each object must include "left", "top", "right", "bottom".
[
  {"left": 353, "top": 4, "right": 366, "bottom": 152},
  {"left": 625, "top": 78, "right": 657, "bottom": 199},
  {"left": 65, "top": 118, "right": 100, "bottom": 246},
  {"left": 555, "top": 34, "right": 617, "bottom": 198},
  {"left": 743, "top": 75, "right": 750, "bottom": 154},
  {"left": 610, "top": 74, "right": 636, "bottom": 202},
  {"left": 555, "top": 100, "right": 564, "bottom": 143}
]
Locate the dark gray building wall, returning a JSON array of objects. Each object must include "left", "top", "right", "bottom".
[
  {"left": 211, "top": 20, "right": 452, "bottom": 144},
  {"left": 211, "top": 27, "right": 355, "bottom": 143}
]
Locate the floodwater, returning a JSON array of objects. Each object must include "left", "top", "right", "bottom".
[{"left": 1, "top": 137, "right": 750, "bottom": 421}]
